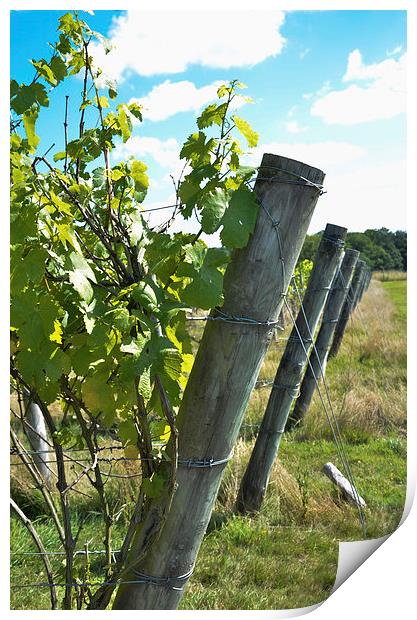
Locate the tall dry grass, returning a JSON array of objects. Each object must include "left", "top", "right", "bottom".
[
  {"left": 214, "top": 278, "right": 406, "bottom": 528},
  {"left": 373, "top": 270, "right": 407, "bottom": 281}
]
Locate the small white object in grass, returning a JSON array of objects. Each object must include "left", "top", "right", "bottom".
[{"left": 323, "top": 461, "right": 366, "bottom": 508}]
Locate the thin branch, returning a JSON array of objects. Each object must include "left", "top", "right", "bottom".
[
  {"left": 64, "top": 95, "right": 69, "bottom": 174},
  {"left": 10, "top": 427, "right": 65, "bottom": 546},
  {"left": 62, "top": 380, "right": 114, "bottom": 581},
  {"left": 11, "top": 371, "right": 75, "bottom": 610},
  {"left": 76, "top": 50, "right": 89, "bottom": 183},
  {"left": 11, "top": 498, "right": 58, "bottom": 609}
]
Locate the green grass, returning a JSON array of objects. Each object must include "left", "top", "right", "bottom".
[
  {"left": 10, "top": 279, "right": 407, "bottom": 610},
  {"left": 381, "top": 280, "right": 406, "bottom": 326}
]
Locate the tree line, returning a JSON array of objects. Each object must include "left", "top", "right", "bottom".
[{"left": 299, "top": 228, "right": 407, "bottom": 271}]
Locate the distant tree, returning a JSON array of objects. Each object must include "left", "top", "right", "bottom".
[
  {"left": 298, "top": 233, "right": 320, "bottom": 264},
  {"left": 393, "top": 230, "right": 407, "bottom": 270},
  {"left": 299, "top": 229, "right": 407, "bottom": 272}
]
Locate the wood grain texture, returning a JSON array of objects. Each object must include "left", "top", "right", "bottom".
[
  {"left": 236, "top": 223, "right": 347, "bottom": 514},
  {"left": 113, "top": 153, "right": 325, "bottom": 610}
]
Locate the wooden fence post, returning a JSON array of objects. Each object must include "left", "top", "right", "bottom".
[
  {"left": 113, "top": 154, "right": 325, "bottom": 610},
  {"left": 286, "top": 248, "right": 360, "bottom": 431},
  {"left": 364, "top": 269, "right": 371, "bottom": 292},
  {"left": 328, "top": 259, "right": 366, "bottom": 359},
  {"left": 236, "top": 223, "right": 347, "bottom": 515},
  {"left": 354, "top": 264, "right": 368, "bottom": 307},
  {"left": 357, "top": 266, "right": 369, "bottom": 303}
]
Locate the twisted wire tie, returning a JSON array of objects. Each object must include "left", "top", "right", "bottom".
[
  {"left": 272, "top": 382, "right": 301, "bottom": 398},
  {"left": 10, "top": 570, "right": 193, "bottom": 591},
  {"left": 131, "top": 566, "right": 194, "bottom": 591},
  {"left": 322, "top": 235, "right": 345, "bottom": 249},
  {"left": 256, "top": 165, "right": 326, "bottom": 195},
  {"left": 186, "top": 311, "right": 284, "bottom": 330},
  {"left": 178, "top": 451, "right": 233, "bottom": 469},
  {"left": 255, "top": 379, "right": 275, "bottom": 388}
]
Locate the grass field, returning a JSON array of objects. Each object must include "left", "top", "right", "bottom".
[{"left": 10, "top": 277, "right": 407, "bottom": 610}]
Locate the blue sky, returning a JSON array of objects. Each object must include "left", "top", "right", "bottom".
[{"left": 10, "top": 8, "right": 406, "bottom": 238}]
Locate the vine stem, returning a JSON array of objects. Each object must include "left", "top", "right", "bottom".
[
  {"left": 64, "top": 95, "right": 69, "bottom": 174},
  {"left": 11, "top": 498, "right": 58, "bottom": 609}
]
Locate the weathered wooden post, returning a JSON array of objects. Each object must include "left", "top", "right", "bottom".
[
  {"left": 328, "top": 259, "right": 366, "bottom": 359},
  {"left": 113, "top": 154, "right": 325, "bottom": 610},
  {"left": 236, "top": 223, "right": 346, "bottom": 515},
  {"left": 286, "top": 249, "right": 359, "bottom": 431},
  {"left": 365, "top": 269, "right": 372, "bottom": 292},
  {"left": 357, "top": 266, "right": 369, "bottom": 302},
  {"left": 355, "top": 263, "right": 369, "bottom": 307},
  {"left": 23, "top": 390, "right": 51, "bottom": 488}
]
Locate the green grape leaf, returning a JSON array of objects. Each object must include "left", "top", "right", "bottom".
[
  {"left": 180, "top": 247, "right": 230, "bottom": 310},
  {"left": 130, "top": 160, "right": 149, "bottom": 192},
  {"left": 220, "top": 185, "right": 259, "bottom": 249},
  {"left": 25, "top": 246, "right": 48, "bottom": 283},
  {"left": 56, "top": 224, "right": 82, "bottom": 252},
  {"left": 31, "top": 59, "right": 56, "bottom": 85},
  {"left": 197, "top": 103, "right": 227, "bottom": 129},
  {"left": 69, "top": 270, "right": 94, "bottom": 303},
  {"left": 49, "top": 319, "right": 63, "bottom": 344},
  {"left": 81, "top": 374, "right": 115, "bottom": 421},
  {"left": 119, "top": 418, "right": 138, "bottom": 446},
  {"left": 200, "top": 188, "right": 228, "bottom": 234},
  {"left": 178, "top": 178, "right": 200, "bottom": 207},
  {"left": 70, "top": 252, "right": 96, "bottom": 283},
  {"left": 138, "top": 368, "right": 152, "bottom": 400},
  {"left": 23, "top": 107, "right": 40, "bottom": 151},
  {"left": 180, "top": 131, "right": 215, "bottom": 165},
  {"left": 142, "top": 473, "right": 165, "bottom": 499},
  {"left": 131, "top": 281, "right": 158, "bottom": 311},
  {"left": 233, "top": 115, "right": 259, "bottom": 148},
  {"left": 148, "top": 335, "right": 183, "bottom": 382},
  {"left": 53, "top": 151, "right": 66, "bottom": 162},
  {"left": 109, "top": 307, "right": 131, "bottom": 332},
  {"left": 50, "top": 55, "right": 68, "bottom": 83},
  {"left": 128, "top": 102, "right": 142, "bottom": 120},
  {"left": 117, "top": 104, "right": 132, "bottom": 142},
  {"left": 11, "top": 83, "right": 49, "bottom": 114}
]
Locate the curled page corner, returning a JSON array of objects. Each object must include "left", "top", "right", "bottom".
[
  {"left": 330, "top": 470, "right": 415, "bottom": 597},
  {"left": 331, "top": 535, "right": 390, "bottom": 594}
]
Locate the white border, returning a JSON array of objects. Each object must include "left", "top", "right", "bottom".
[{"left": 2, "top": 1, "right": 415, "bottom": 617}]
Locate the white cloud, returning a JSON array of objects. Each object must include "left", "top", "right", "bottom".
[
  {"left": 90, "top": 10, "right": 286, "bottom": 82},
  {"left": 285, "top": 121, "right": 307, "bottom": 134},
  {"left": 112, "top": 136, "right": 181, "bottom": 171},
  {"left": 387, "top": 45, "right": 403, "bottom": 57},
  {"left": 299, "top": 47, "right": 310, "bottom": 60},
  {"left": 129, "top": 79, "right": 245, "bottom": 122},
  {"left": 247, "top": 140, "right": 366, "bottom": 173},
  {"left": 245, "top": 139, "right": 404, "bottom": 234},
  {"left": 311, "top": 50, "right": 406, "bottom": 125},
  {"left": 113, "top": 138, "right": 404, "bottom": 242},
  {"left": 309, "top": 159, "right": 406, "bottom": 233},
  {"left": 302, "top": 81, "right": 331, "bottom": 101}
]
